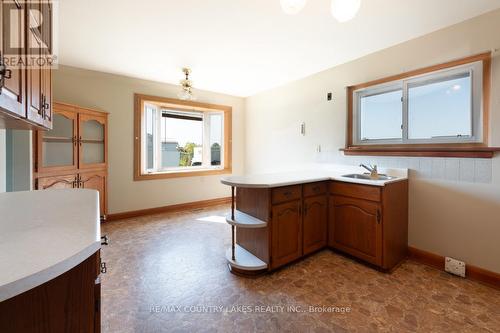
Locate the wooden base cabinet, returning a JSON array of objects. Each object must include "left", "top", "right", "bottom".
[
  {"left": 34, "top": 102, "right": 109, "bottom": 219},
  {"left": 36, "top": 171, "right": 107, "bottom": 217},
  {"left": 329, "top": 180, "right": 408, "bottom": 270},
  {"left": 232, "top": 179, "right": 408, "bottom": 275},
  {"left": 329, "top": 196, "right": 382, "bottom": 266},
  {"left": 0, "top": 251, "right": 101, "bottom": 333},
  {"left": 303, "top": 195, "right": 328, "bottom": 255},
  {"left": 271, "top": 200, "right": 303, "bottom": 269}
]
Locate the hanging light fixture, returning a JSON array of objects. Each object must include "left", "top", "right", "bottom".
[
  {"left": 331, "top": 0, "right": 361, "bottom": 22},
  {"left": 280, "top": 0, "right": 307, "bottom": 15},
  {"left": 178, "top": 67, "right": 197, "bottom": 101}
]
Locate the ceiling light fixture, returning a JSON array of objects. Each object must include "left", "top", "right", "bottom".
[
  {"left": 280, "top": 0, "right": 307, "bottom": 15},
  {"left": 178, "top": 67, "right": 197, "bottom": 101},
  {"left": 331, "top": 0, "right": 361, "bottom": 22}
]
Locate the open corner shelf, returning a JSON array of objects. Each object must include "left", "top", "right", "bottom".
[
  {"left": 225, "top": 210, "right": 267, "bottom": 228},
  {"left": 226, "top": 245, "right": 268, "bottom": 271}
]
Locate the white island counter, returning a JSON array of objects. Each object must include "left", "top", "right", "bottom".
[{"left": 0, "top": 189, "right": 101, "bottom": 302}]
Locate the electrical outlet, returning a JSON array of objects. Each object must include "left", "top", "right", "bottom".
[{"left": 445, "top": 257, "right": 466, "bottom": 277}]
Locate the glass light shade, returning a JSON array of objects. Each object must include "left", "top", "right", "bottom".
[
  {"left": 178, "top": 89, "right": 197, "bottom": 101},
  {"left": 280, "top": 0, "right": 307, "bottom": 15},
  {"left": 331, "top": 0, "right": 361, "bottom": 22}
]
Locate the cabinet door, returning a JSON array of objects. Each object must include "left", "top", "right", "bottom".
[
  {"left": 271, "top": 200, "right": 302, "bottom": 269},
  {"left": 78, "top": 113, "right": 107, "bottom": 169},
  {"left": 36, "top": 108, "right": 78, "bottom": 173},
  {"left": 40, "top": 0, "right": 52, "bottom": 125},
  {"left": 37, "top": 174, "right": 77, "bottom": 190},
  {"left": 80, "top": 171, "right": 107, "bottom": 218},
  {"left": 303, "top": 195, "right": 328, "bottom": 255},
  {"left": 329, "top": 196, "right": 382, "bottom": 266},
  {"left": 0, "top": 0, "right": 26, "bottom": 117},
  {"left": 26, "top": 0, "right": 51, "bottom": 129}
]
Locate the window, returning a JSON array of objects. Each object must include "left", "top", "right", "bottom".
[
  {"left": 134, "top": 94, "right": 232, "bottom": 180},
  {"left": 344, "top": 53, "right": 495, "bottom": 159},
  {"left": 352, "top": 60, "right": 483, "bottom": 146}
]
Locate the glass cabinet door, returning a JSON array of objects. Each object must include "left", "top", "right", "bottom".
[
  {"left": 79, "top": 114, "right": 107, "bottom": 168},
  {"left": 38, "top": 111, "right": 78, "bottom": 172}
]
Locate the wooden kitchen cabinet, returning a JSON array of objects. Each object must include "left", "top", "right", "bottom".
[
  {"left": 0, "top": 0, "right": 53, "bottom": 129},
  {"left": 303, "top": 195, "right": 328, "bottom": 255},
  {"left": 271, "top": 200, "right": 302, "bottom": 269},
  {"left": 80, "top": 171, "right": 107, "bottom": 216},
  {"left": 329, "top": 196, "right": 382, "bottom": 266},
  {"left": 79, "top": 113, "right": 107, "bottom": 170},
  {"left": 36, "top": 171, "right": 107, "bottom": 217},
  {"left": 37, "top": 174, "right": 77, "bottom": 190},
  {"left": 0, "top": 251, "right": 101, "bottom": 333},
  {"left": 329, "top": 180, "right": 408, "bottom": 270},
  {"left": 0, "top": 0, "right": 26, "bottom": 119},
  {"left": 35, "top": 102, "right": 109, "bottom": 219},
  {"left": 229, "top": 178, "right": 408, "bottom": 276}
]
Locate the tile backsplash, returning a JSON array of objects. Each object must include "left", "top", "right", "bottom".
[{"left": 316, "top": 152, "right": 493, "bottom": 184}]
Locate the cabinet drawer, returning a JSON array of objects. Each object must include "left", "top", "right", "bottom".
[
  {"left": 304, "top": 182, "right": 327, "bottom": 197},
  {"left": 272, "top": 185, "right": 301, "bottom": 204},
  {"left": 330, "top": 181, "right": 381, "bottom": 202}
]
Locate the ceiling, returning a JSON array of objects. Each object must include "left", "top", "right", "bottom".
[{"left": 57, "top": 0, "right": 500, "bottom": 97}]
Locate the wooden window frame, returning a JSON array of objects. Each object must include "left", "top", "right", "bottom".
[
  {"left": 343, "top": 52, "right": 500, "bottom": 158},
  {"left": 134, "top": 94, "right": 232, "bottom": 180}
]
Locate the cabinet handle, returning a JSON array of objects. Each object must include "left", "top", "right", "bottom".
[
  {"left": 0, "top": 54, "right": 12, "bottom": 94},
  {"left": 283, "top": 191, "right": 292, "bottom": 197},
  {"left": 100, "top": 261, "right": 107, "bottom": 274},
  {"left": 41, "top": 95, "right": 50, "bottom": 119},
  {"left": 376, "top": 210, "right": 381, "bottom": 224},
  {"left": 304, "top": 204, "right": 308, "bottom": 215},
  {"left": 43, "top": 98, "right": 50, "bottom": 111},
  {"left": 73, "top": 136, "right": 77, "bottom": 146},
  {"left": 101, "top": 235, "right": 109, "bottom": 246},
  {"left": 79, "top": 136, "right": 82, "bottom": 146}
]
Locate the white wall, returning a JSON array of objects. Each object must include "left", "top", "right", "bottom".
[
  {"left": 53, "top": 66, "right": 245, "bottom": 214},
  {"left": 245, "top": 10, "right": 500, "bottom": 273},
  {"left": 6, "top": 130, "right": 32, "bottom": 192},
  {"left": 0, "top": 129, "right": 5, "bottom": 192}
]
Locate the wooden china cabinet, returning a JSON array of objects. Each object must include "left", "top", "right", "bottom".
[{"left": 34, "top": 102, "right": 109, "bottom": 220}]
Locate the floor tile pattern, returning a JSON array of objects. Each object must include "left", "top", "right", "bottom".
[{"left": 101, "top": 205, "right": 500, "bottom": 333}]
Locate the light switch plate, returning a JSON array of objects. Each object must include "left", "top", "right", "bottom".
[{"left": 445, "top": 257, "right": 466, "bottom": 277}]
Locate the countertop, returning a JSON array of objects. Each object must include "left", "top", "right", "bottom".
[
  {"left": 221, "top": 165, "right": 408, "bottom": 188},
  {"left": 0, "top": 189, "right": 101, "bottom": 302}
]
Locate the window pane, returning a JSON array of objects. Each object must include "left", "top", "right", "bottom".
[
  {"left": 360, "top": 89, "right": 402, "bottom": 140},
  {"left": 145, "top": 106, "right": 155, "bottom": 170},
  {"left": 210, "top": 114, "right": 223, "bottom": 166},
  {"left": 160, "top": 111, "right": 203, "bottom": 168},
  {"left": 408, "top": 73, "right": 471, "bottom": 139}
]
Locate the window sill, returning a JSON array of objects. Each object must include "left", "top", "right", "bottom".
[
  {"left": 134, "top": 167, "right": 232, "bottom": 181},
  {"left": 341, "top": 146, "right": 500, "bottom": 158}
]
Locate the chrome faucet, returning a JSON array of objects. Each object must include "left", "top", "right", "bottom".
[{"left": 360, "top": 164, "right": 378, "bottom": 179}]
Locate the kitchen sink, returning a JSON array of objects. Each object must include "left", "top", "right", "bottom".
[{"left": 341, "top": 173, "right": 396, "bottom": 181}]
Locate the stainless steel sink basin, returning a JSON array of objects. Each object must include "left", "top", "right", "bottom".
[{"left": 342, "top": 173, "right": 396, "bottom": 181}]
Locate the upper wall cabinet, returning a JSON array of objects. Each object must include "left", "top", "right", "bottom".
[{"left": 0, "top": 0, "right": 53, "bottom": 130}]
